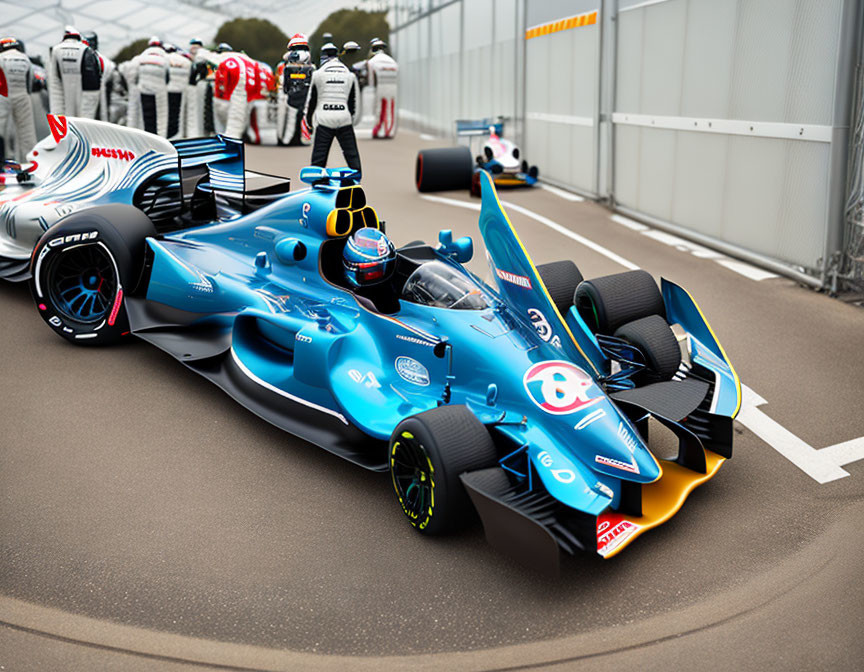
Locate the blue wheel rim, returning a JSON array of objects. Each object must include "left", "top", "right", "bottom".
[{"left": 47, "top": 245, "right": 117, "bottom": 325}]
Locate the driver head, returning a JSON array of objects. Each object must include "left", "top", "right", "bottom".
[
  {"left": 369, "top": 38, "right": 387, "bottom": 54},
  {"left": 63, "top": 26, "right": 82, "bottom": 42},
  {"left": 82, "top": 31, "right": 98, "bottom": 51},
  {"left": 215, "top": 42, "right": 232, "bottom": 53},
  {"left": 343, "top": 228, "right": 396, "bottom": 288},
  {"left": 320, "top": 42, "right": 338, "bottom": 61}
]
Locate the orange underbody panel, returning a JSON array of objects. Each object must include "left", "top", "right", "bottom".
[{"left": 597, "top": 451, "right": 726, "bottom": 558}]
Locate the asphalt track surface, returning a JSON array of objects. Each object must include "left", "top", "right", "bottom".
[{"left": 2, "top": 131, "right": 863, "bottom": 671}]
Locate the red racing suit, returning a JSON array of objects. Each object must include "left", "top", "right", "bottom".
[{"left": 213, "top": 53, "right": 262, "bottom": 139}]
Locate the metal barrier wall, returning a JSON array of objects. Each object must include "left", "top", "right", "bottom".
[{"left": 390, "top": 0, "right": 863, "bottom": 288}]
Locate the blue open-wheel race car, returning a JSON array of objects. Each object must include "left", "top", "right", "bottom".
[{"left": 29, "top": 147, "right": 740, "bottom": 573}]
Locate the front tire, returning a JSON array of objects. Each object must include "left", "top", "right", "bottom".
[
  {"left": 389, "top": 405, "right": 497, "bottom": 535},
  {"left": 30, "top": 205, "right": 155, "bottom": 346}
]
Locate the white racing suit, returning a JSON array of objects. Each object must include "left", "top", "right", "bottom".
[
  {"left": 48, "top": 37, "right": 101, "bottom": 118},
  {"left": 186, "top": 46, "right": 218, "bottom": 138},
  {"left": 95, "top": 52, "right": 116, "bottom": 122},
  {"left": 136, "top": 46, "right": 170, "bottom": 137},
  {"left": 277, "top": 59, "right": 313, "bottom": 146},
  {"left": 368, "top": 51, "right": 398, "bottom": 138},
  {"left": 118, "top": 59, "right": 140, "bottom": 129},
  {"left": 167, "top": 51, "right": 191, "bottom": 139},
  {"left": 0, "top": 46, "right": 37, "bottom": 162},
  {"left": 213, "top": 52, "right": 260, "bottom": 140},
  {"left": 304, "top": 57, "right": 361, "bottom": 173}
]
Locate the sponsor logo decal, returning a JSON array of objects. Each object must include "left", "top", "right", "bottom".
[
  {"left": 396, "top": 333, "right": 435, "bottom": 347},
  {"left": 495, "top": 267, "right": 532, "bottom": 289},
  {"left": 349, "top": 369, "right": 381, "bottom": 389},
  {"left": 595, "top": 454, "right": 640, "bottom": 474},
  {"left": 527, "top": 307, "right": 562, "bottom": 346},
  {"left": 322, "top": 103, "right": 346, "bottom": 111},
  {"left": 537, "top": 450, "right": 576, "bottom": 483},
  {"left": 295, "top": 333, "right": 312, "bottom": 344},
  {"left": 91, "top": 147, "right": 136, "bottom": 161},
  {"left": 523, "top": 360, "right": 601, "bottom": 415},
  {"left": 47, "top": 114, "right": 68, "bottom": 142},
  {"left": 48, "top": 231, "right": 98, "bottom": 247},
  {"left": 597, "top": 513, "right": 640, "bottom": 557},
  {"left": 594, "top": 421, "right": 642, "bottom": 474},
  {"left": 395, "top": 356, "right": 430, "bottom": 386}
]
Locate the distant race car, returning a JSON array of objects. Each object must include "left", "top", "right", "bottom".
[
  {"left": 416, "top": 119, "right": 539, "bottom": 196},
  {"left": 0, "top": 115, "right": 289, "bottom": 282},
  {"left": 29, "top": 131, "right": 740, "bottom": 572}
]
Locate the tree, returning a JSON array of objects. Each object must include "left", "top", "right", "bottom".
[
  {"left": 113, "top": 38, "right": 150, "bottom": 63},
  {"left": 309, "top": 8, "right": 390, "bottom": 68},
  {"left": 213, "top": 18, "right": 290, "bottom": 66}
]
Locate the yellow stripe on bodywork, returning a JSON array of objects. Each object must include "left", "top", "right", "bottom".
[{"left": 480, "top": 171, "right": 599, "bottom": 376}]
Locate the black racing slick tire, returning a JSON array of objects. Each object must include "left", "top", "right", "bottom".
[
  {"left": 389, "top": 405, "right": 497, "bottom": 535},
  {"left": 537, "top": 260, "right": 583, "bottom": 317},
  {"left": 30, "top": 205, "right": 155, "bottom": 346},
  {"left": 574, "top": 269, "right": 665, "bottom": 335},
  {"left": 614, "top": 314, "right": 682, "bottom": 382},
  {"left": 415, "top": 146, "right": 473, "bottom": 192}
]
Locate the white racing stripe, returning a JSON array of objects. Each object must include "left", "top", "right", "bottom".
[
  {"left": 420, "top": 194, "right": 639, "bottom": 270},
  {"left": 539, "top": 183, "right": 584, "bottom": 202},
  {"left": 230, "top": 348, "right": 349, "bottom": 425}
]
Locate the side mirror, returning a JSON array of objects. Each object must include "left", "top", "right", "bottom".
[{"left": 437, "top": 229, "right": 474, "bottom": 263}]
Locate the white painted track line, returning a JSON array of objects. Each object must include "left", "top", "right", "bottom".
[
  {"left": 610, "top": 214, "right": 779, "bottom": 281},
  {"left": 420, "top": 194, "right": 481, "bottom": 212},
  {"left": 819, "top": 437, "right": 864, "bottom": 467},
  {"left": 611, "top": 214, "right": 648, "bottom": 231},
  {"left": 539, "top": 183, "right": 584, "bottom": 202},
  {"left": 716, "top": 258, "right": 780, "bottom": 281},
  {"left": 419, "top": 194, "right": 639, "bottom": 271},
  {"left": 501, "top": 200, "right": 640, "bottom": 270}
]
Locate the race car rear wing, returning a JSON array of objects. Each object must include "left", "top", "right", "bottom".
[{"left": 173, "top": 136, "right": 290, "bottom": 220}]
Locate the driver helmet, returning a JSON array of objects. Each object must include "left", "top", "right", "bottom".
[
  {"left": 215, "top": 42, "right": 233, "bottom": 53},
  {"left": 0, "top": 37, "right": 21, "bottom": 53},
  {"left": 370, "top": 38, "right": 387, "bottom": 54},
  {"left": 343, "top": 228, "right": 396, "bottom": 288},
  {"left": 320, "top": 42, "right": 338, "bottom": 61},
  {"left": 82, "top": 31, "right": 99, "bottom": 51},
  {"left": 63, "top": 27, "right": 82, "bottom": 42},
  {"left": 287, "top": 33, "right": 308, "bottom": 50}
]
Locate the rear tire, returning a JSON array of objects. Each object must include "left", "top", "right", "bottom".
[
  {"left": 574, "top": 269, "right": 665, "bottom": 334},
  {"left": 389, "top": 405, "right": 497, "bottom": 535},
  {"left": 30, "top": 205, "right": 155, "bottom": 346},
  {"left": 536, "top": 260, "right": 583, "bottom": 317},
  {"left": 614, "top": 314, "right": 682, "bottom": 382},
  {"left": 415, "top": 146, "right": 473, "bottom": 192}
]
